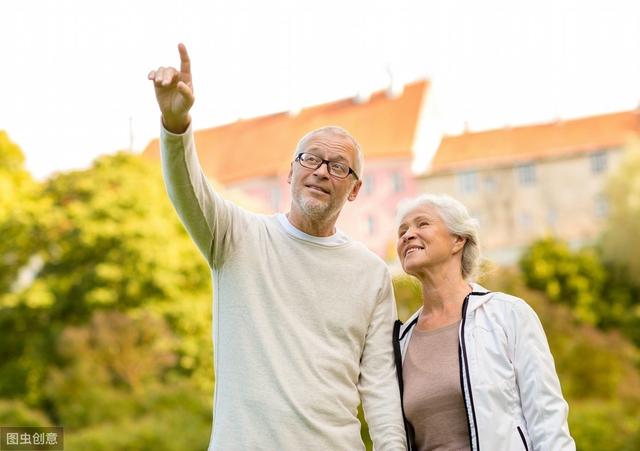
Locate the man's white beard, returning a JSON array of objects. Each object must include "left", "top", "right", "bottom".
[
  {"left": 298, "top": 195, "right": 333, "bottom": 220},
  {"left": 295, "top": 190, "right": 347, "bottom": 222}
]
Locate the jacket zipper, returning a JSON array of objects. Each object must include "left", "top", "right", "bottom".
[
  {"left": 392, "top": 320, "right": 414, "bottom": 450},
  {"left": 517, "top": 426, "right": 529, "bottom": 451},
  {"left": 459, "top": 293, "right": 481, "bottom": 451},
  {"left": 395, "top": 291, "right": 488, "bottom": 450}
]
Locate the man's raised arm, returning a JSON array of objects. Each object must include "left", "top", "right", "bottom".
[{"left": 148, "top": 44, "right": 239, "bottom": 268}]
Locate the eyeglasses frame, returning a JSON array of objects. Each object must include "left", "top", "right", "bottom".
[{"left": 294, "top": 153, "right": 359, "bottom": 180}]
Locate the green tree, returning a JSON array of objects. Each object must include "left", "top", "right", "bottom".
[
  {"left": 520, "top": 235, "right": 640, "bottom": 346},
  {"left": 600, "top": 140, "right": 640, "bottom": 283},
  {"left": 596, "top": 141, "right": 640, "bottom": 344},
  {"left": 0, "top": 131, "right": 53, "bottom": 403},
  {"left": 45, "top": 311, "right": 179, "bottom": 428},
  {"left": 0, "top": 130, "right": 33, "bottom": 220},
  {"left": 0, "top": 131, "right": 48, "bottom": 294},
  {"left": 392, "top": 274, "right": 423, "bottom": 322},
  {"left": 62, "top": 379, "right": 212, "bottom": 451},
  {"left": 0, "top": 152, "right": 213, "bottom": 403},
  {"left": 519, "top": 237, "right": 605, "bottom": 325},
  {"left": 33, "top": 152, "right": 211, "bottom": 320},
  {"left": 0, "top": 149, "right": 218, "bottom": 448}
]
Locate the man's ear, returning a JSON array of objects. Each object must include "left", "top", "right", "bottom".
[
  {"left": 287, "top": 163, "right": 293, "bottom": 184},
  {"left": 452, "top": 235, "right": 466, "bottom": 254},
  {"left": 347, "top": 179, "right": 362, "bottom": 202}
]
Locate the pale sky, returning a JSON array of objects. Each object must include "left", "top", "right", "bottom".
[{"left": 2, "top": 0, "right": 639, "bottom": 179}]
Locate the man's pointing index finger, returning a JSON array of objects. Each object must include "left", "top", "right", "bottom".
[{"left": 178, "top": 43, "right": 191, "bottom": 76}]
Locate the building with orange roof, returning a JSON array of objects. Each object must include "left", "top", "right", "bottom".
[
  {"left": 144, "top": 78, "right": 640, "bottom": 265},
  {"left": 418, "top": 110, "right": 640, "bottom": 263},
  {"left": 143, "top": 80, "right": 437, "bottom": 257}
]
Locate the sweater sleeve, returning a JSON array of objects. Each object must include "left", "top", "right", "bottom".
[
  {"left": 511, "top": 300, "right": 576, "bottom": 451},
  {"left": 160, "top": 124, "right": 245, "bottom": 269},
  {"left": 357, "top": 270, "right": 408, "bottom": 451}
]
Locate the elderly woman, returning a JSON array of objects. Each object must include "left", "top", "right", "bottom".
[{"left": 392, "top": 194, "right": 575, "bottom": 451}]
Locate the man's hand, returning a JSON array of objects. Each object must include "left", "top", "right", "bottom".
[{"left": 148, "top": 43, "right": 195, "bottom": 134}]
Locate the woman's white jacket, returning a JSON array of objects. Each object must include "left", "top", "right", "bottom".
[{"left": 393, "top": 283, "right": 576, "bottom": 451}]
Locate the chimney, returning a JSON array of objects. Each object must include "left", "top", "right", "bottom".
[
  {"left": 287, "top": 105, "right": 302, "bottom": 117},
  {"left": 385, "top": 65, "right": 404, "bottom": 98},
  {"left": 353, "top": 91, "right": 372, "bottom": 104}
]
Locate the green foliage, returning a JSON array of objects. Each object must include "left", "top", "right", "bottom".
[
  {"left": 0, "top": 152, "right": 214, "bottom": 403},
  {"left": 519, "top": 236, "right": 640, "bottom": 348},
  {"left": 519, "top": 237, "right": 605, "bottom": 325},
  {"left": 568, "top": 401, "right": 640, "bottom": 451},
  {"left": 34, "top": 152, "right": 211, "bottom": 320},
  {"left": 392, "top": 274, "right": 422, "bottom": 322},
  {"left": 595, "top": 141, "right": 640, "bottom": 345},
  {"left": 62, "top": 380, "right": 212, "bottom": 451},
  {"left": 45, "top": 311, "right": 179, "bottom": 428},
  {"left": 597, "top": 263, "right": 640, "bottom": 346},
  {"left": 0, "top": 400, "right": 52, "bottom": 427},
  {"left": 0, "top": 131, "right": 47, "bottom": 294},
  {"left": 600, "top": 141, "right": 640, "bottom": 284},
  {"left": 0, "top": 145, "right": 220, "bottom": 448},
  {"left": 0, "top": 130, "right": 32, "bottom": 209},
  {"left": 0, "top": 304, "right": 55, "bottom": 402}
]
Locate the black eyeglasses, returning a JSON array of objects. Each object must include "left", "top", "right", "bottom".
[{"left": 295, "top": 153, "right": 359, "bottom": 180}]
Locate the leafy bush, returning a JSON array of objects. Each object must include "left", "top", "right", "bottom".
[{"left": 0, "top": 400, "right": 51, "bottom": 427}]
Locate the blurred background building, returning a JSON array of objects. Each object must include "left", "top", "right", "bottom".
[{"left": 143, "top": 81, "right": 640, "bottom": 263}]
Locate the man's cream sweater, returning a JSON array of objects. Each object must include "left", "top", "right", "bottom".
[{"left": 161, "top": 126, "right": 406, "bottom": 451}]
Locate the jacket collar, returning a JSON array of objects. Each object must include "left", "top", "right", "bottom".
[{"left": 398, "top": 282, "right": 491, "bottom": 338}]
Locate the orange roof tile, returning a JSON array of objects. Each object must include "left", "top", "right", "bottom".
[
  {"left": 143, "top": 80, "right": 428, "bottom": 184},
  {"left": 427, "top": 111, "right": 640, "bottom": 174}
]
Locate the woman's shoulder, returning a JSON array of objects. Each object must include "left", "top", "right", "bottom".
[
  {"left": 470, "top": 286, "right": 540, "bottom": 324},
  {"left": 470, "top": 283, "right": 525, "bottom": 306}
]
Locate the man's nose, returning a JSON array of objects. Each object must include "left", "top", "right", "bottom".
[{"left": 312, "top": 161, "right": 331, "bottom": 177}]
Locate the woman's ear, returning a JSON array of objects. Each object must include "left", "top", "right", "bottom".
[{"left": 452, "top": 235, "right": 466, "bottom": 254}]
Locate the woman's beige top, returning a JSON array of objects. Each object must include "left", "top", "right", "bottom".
[{"left": 403, "top": 320, "right": 471, "bottom": 451}]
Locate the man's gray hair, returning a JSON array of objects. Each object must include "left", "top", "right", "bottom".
[
  {"left": 292, "top": 126, "right": 364, "bottom": 178},
  {"left": 396, "top": 193, "right": 481, "bottom": 281}
]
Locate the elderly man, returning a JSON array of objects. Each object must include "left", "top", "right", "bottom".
[{"left": 148, "top": 44, "right": 406, "bottom": 451}]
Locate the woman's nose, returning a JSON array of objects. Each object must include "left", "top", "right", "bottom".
[{"left": 401, "top": 229, "right": 415, "bottom": 242}]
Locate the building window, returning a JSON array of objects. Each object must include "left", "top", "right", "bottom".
[
  {"left": 546, "top": 208, "right": 558, "bottom": 230},
  {"left": 518, "top": 212, "right": 532, "bottom": 229},
  {"left": 484, "top": 176, "right": 497, "bottom": 192},
  {"left": 367, "top": 215, "right": 376, "bottom": 235},
  {"left": 457, "top": 171, "right": 477, "bottom": 193},
  {"left": 517, "top": 163, "right": 536, "bottom": 185},
  {"left": 364, "top": 174, "right": 375, "bottom": 195},
  {"left": 595, "top": 195, "right": 609, "bottom": 218},
  {"left": 391, "top": 172, "right": 404, "bottom": 193},
  {"left": 590, "top": 151, "right": 608, "bottom": 174}
]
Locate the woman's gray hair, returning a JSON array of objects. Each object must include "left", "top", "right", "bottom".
[
  {"left": 396, "top": 193, "right": 481, "bottom": 281},
  {"left": 292, "top": 126, "right": 364, "bottom": 178}
]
